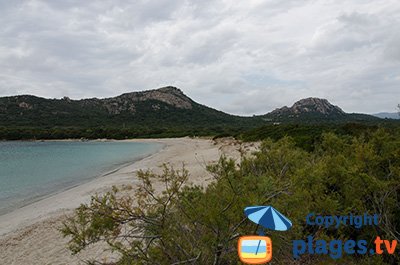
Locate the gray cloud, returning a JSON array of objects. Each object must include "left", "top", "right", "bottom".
[{"left": 0, "top": 0, "right": 399, "bottom": 115}]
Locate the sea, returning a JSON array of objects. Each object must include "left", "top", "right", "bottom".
[{"left": 0, "top": 141, "right": 163, "bottom": 215}]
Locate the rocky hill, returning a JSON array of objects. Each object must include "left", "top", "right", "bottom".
[
  {"left": 92, "top": 86, "right": 193, "bottom": 115},
  {"left": 0, "top": 86, "right": 261, "bottom": 135},
  {"left": 270, "top": 98, "right": 345, "bottom": 116},
  {"left": 0, "top": 88, "right": 383, "bottom": 139},
  {"left": 263, "top": 97, "right": 377, "bottom": 123},
  {"left": 4, "top": 86, "right": 193, "bottom": 116}
]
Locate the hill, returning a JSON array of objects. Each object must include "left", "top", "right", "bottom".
[
  {"left": 0, "top": 86, "right": 263, "bottom": 139},
  {"left": 0, "top": 89, "right": 389, "bottom": 140},
  {"left": 0, "top": 86, "right": 259, "bottom": 127},
  {"left": 261, "top": 97, "right": 379, "bottom": 123}
]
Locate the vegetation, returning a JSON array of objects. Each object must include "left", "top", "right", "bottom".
[
  {"left": 261, "top": 111, "right": 379, "bottom": 124},
  {"left": 237, "top": 123, "right": 400, "bottom": 151},
  {"left": 2, "top": 89, "right": 397, "bottom": 141},
  {"left": 62, "top": 129, "right": 400, "bottom": 264},
  {"left": 0, "top": 125, "right": 248, "bottom": 140},
  {"left": 0, "top": 91, "right": 263, "bottom": 140}
]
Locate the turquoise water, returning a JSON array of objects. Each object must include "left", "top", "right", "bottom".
[{"left": 0, "top": 141, "right": 162, "bottom": 214}]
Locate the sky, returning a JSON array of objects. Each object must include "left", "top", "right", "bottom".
[{"left": 0, "top": 0, "right": 399, "bottom": 115}]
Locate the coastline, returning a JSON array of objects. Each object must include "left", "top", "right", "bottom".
[
  {"left": 0, "top": 140, "right": 166, "bottom": 217},
  {"left": 0, "top": 137, "right": 251, "bottom": 265},
  {"left": 0, "top": 138, "right": 167, "bottom": 237}
]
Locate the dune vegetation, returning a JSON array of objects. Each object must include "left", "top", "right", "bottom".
[{"left": 62, "top": 129, "right": 400, "bottom": 264}]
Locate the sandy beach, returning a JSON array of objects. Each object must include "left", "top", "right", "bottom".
[{"left": 0, "top": 137, "right": 252, "bottom": 265}]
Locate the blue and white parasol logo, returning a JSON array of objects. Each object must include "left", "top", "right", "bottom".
[{"left": 244, "top": 206, "right": 292, "bottom": 232}]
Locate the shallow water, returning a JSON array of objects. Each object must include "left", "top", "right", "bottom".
[{"left": 0, "top": 141, "right": 162, "bottom": 214}]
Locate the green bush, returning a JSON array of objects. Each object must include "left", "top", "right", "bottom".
[{"left": 62, "top": 130, "right": 400, "bottom": 264}]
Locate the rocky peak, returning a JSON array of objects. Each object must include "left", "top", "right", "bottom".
[
  {"left": 123, "top": 86, "right": 191, "bottom": 108},
  {"left": 101, "top": 86, "right": 193, "bottom": 115},
  {"left": 291, "top": 98, "right": 345, "bottom": 115},
  {"left": 156, "top": 86, "right": 185, "bottom": 95},
  {"left": 271, "top": 97, "right": 345, "bottom": 116}
]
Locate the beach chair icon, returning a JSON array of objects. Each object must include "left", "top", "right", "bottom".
[{"left": 238, "top": 236, "right": 272, "bottom": 264}]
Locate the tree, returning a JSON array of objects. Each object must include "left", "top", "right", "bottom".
[{"left": 62, "top": 133, "right": 400, "bottom": 265}]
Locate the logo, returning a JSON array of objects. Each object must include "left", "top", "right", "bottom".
[
  {"left": 238, "top": 236, "right": 272, "bottom": 264},
  {"left": 238, "top": 206, "right": 292, "bottom": 264}
]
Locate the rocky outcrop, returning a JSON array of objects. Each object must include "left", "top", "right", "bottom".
[
  {"left": 117, "top": 86, "right": 192, "bottom": 110},
  {"left": 18, "top": 102, "right": 33, "bottom": 110},
  {"left": 94, "top": 86, "right": 193, "bottom": 115},
  {"left": 270, "top": 97, "right": 345, "bottom": 117}
]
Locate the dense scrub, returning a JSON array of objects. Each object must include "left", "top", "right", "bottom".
[
  {"left": 2, "top": 120, "right": 398, "bottom": 146},
  {"left": 0, "top": 125, "right": 246, "bottom": 140},
  {"left": 62, "top": 130, "right": 400, "bottom": 264},
  {"left": 238, "top": 122, "right": 400, "bottom": 151}
]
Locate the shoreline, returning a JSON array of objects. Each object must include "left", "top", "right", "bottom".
[
  {"left": 0, "top": 140, "right": 166, "bottom": 218},
  {"left": 0, "top": 137, "right": 251, "bottom": 264},
  {"left": 0, "top": 137, "right": 212, "bottom": 142},
  {"left": 0, "top": 138, "right": 168, "bottom": 237}
]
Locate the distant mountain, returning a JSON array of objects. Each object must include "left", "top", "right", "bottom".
[
  {"left": 262, "top": 97, "right": 378, "bottom": 123},
  {"left": 0, "top": 86, "right": 264, "bottom": 132},
  {"left": 0, "top": 89, "right": 386, "bottom": 139},
  {"left": 373, "top": 112, "right": 399, "bottom": 119}
]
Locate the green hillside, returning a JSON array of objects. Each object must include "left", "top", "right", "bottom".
[
  {"left": 0, "top": 87, "right": 392, "bottom": 140},
  {"left": 0, "top": 87, "right": 263, "bottom": 139}
]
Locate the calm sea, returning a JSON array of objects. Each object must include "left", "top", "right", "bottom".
[{"left": 0, "top": 141, "right": 162, "bottom": 215}]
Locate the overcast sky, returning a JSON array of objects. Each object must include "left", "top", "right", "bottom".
[{"left": 0, "top": 0, "right": 399, "bottom": 115}]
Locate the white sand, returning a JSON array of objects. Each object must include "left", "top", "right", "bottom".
[{"left": 0, "top": 137, "right": 252, "bottom": 265}]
